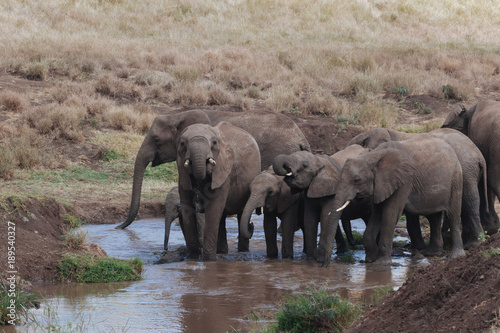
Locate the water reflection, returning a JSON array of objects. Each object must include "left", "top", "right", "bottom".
[{"left": 16, "top": 217, "right": 421, "bottom": 333}]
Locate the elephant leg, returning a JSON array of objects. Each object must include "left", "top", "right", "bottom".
[
  {"left": 406, "top": 213, "right": 426, "bottom": 251},
  {"left": 303, "top": 201, "right": 319, "bottom": 259},
  {"left": 486, "top": 185, "right": 500, "bottom": 234},
  {"left": 179, "top": 191, "right": 201, "bottom": 259},
  {"left": 375, "top": 189, "right": 409, "bottom": 264},
  {"left": 280, "top": 205, "right": 298, "bottom": 259},
  {"left": 263, "top": 214, "right": 278, "bottom": 258},
  {"left": 423, "top": 213, "right": 444, "bottom": 257},
  {"left": 481, "top": 185, "right": 500, "bottom": 234},
  {"left": 237, "top": 213, "right": 250, "bottom": 252},
  {"left": 342, "top": 218, "right": 355, "bottom": 247},
  {"left": 203, "top": 188, "right": 229, "bottom": 261},
  {"left": 335, "top": 225, "right": 348, "bottom": 255},
  {"left": 364, "top": 209, "right": 382, "bottom": 263},
  {"left": 460, "top": 181, "right": 483, "bottom": 249},
  {"left": 217, "top": 214, "right": 228, "bottom": 255}
]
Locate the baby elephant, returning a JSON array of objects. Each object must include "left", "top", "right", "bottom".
[{"left": 164, "top": 186, "right": 182, "bottom": 251}]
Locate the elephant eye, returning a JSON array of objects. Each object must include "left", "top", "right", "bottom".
[
  {"left": 302, "top": 162, "right": 308, "bottom": 169},
  {"left": 354, "top": 177, "right": 361, "bottom": 184},
  {"left": 212, "top": 140, "right": 218, "bottom": 146},
  {"left": 179, "top": 140, "right": 185, "bottom": 148}
]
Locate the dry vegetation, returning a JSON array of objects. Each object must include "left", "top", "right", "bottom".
[{"left": 1, "top": 0, "right": 500, "bottom": 203}]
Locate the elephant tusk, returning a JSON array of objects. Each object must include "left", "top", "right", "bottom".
[
  {"left": 336, "top": 200, "right": 351, "bottom": 212},
  {"left": 184, "top": 159, "right": 190, "bottom": 167},
  {"left": 208, "top": 158, "right": 216, "bottom": 166},
  {"left": 286, "top": 172, "right": 293, "bottom": 177}
]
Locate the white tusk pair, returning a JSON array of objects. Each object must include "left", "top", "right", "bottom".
[
  {"left": 208, "top": 158, "right": 216, "bottom": 166},
  {"left": 184, "top": 159, "right": 190, "bottom": 167},
  {"left": 336, "top": 200, "right": 351, "bottom": 212},
  {"left": 286, "top": 172, "right": 293, "bottom": 177}
]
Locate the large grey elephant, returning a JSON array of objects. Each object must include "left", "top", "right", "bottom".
[
  {"left": 239, "top": 168, "right": 303, "bottom": 259},
  {"left": 320, "top": 135, "right": 465, "bottom": 267},
  {"left": 117, "top": 109, "right": 310, "bottom": 230},
  {"left": 176, "top": 122, "right": 261, "bottom": 261},
  {"left": 272, "top": 146, "right": 371, "bottom": 259},
  {"left": 442, "top": 100, "right": 500, "bottom": 234},
  {"left": 348, "top": 127, "right": 489, "bottom": 248}
]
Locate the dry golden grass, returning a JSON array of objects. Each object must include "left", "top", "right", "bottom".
[{"left": 0, "top": 0, "right": 498, "bottom": 118}]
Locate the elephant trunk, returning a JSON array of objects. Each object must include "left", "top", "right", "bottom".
[
  {"left": 321, "top": 195, "right": 347, "bottom": 268},
  {"left": 240, "top": 193, "right": 264, "bottom": 239},
  {"left": 164, "top": 207, "right": 179, "bottom": 251},
  {"left": 190, "top": 142, "right": 209, "bottom": 181},
  {"left": 273, "top": 154, "right": 293, "bottom": 176},
  {"left": 117, "top": 150, "right": 150, "bottom": 229}
]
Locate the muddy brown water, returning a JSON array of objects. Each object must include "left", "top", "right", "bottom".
[{"left": 16, "top": 216, "right": 426, "bottom": 332}]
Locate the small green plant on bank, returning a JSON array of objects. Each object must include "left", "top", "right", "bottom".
[
  {"left": 481, "top": 247, "right": 500, "bottom": 259},
  {"left": 442, "top": 84, "right": 456, "bottom": 100},
  {"left": 289, "top": 107, "right": 300, "bottom": 114},
  {"left": 413, "top": 101, "right": 432, "bottom": 114},
  {"left": 263, "top": 287, "right": 360, "bottom": 333},
  {"left": 63, "top": 214, "right": 83, "bottom": 228},
  {"left": 394, "top": 87, "right": 409, "bottom": 99},
  {"left": 479, "top": 232, "right": 491, "bottom": 242},
  {"left": 1, "top": 278, "right": 39, "bottom": 325},
  {"left": 338, "top": 252, "right": 356, "bottom": 264},
  {"left": 56, "top": 254, "right": 143, "bottom": 283}
]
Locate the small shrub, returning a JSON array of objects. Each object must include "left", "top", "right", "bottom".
[
  {"left": 56, "top": 254, "right": 143, "bottom": 283},
  {"left": 62, "top": 229, "right": 88, "bottom": 250},
  {"left": 0, "top": 278, "right": 38, "bottom": 325},
  {"left": 272, "top": 288, "right": 360, "bottom": 333},
  {"left": 442, "top": 84, "right": 456, "bottom": 100},
  {"left": 481, "top": 247, "right": 500, "bottom": 259},
  {"left": 338, "top": 252, "right": 356, "bottom": 264},
  {"left": 394, "top": 87, "right": 409, "bottom": 99},
  {"left": 25, "top": 62, "right": 47, "bottom": 81},
  {"left": 413, "top": 101, "right": 432, "bottom": 114},
  {"left": 0, "top": 91, "right": 27, "bottom": 112},
  {"left": 63, "top": 214, "right": 83, "bottom": 228}
]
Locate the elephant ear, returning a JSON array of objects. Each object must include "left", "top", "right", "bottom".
[
  {"left": 277, "top": 178, "right": 300, "bottom": 214},
  {"left": 307, "top": 157, "right": 341, "bottom": 198},
  {"left": 372, "top": 148, "right": 415, "bottom": 204},
  {"left": 211, "top": 125, "right": 235, "bottom": 190}
]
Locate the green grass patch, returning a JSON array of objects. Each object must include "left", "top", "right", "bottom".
[
  {"left": 481, "top": 247, "right": 500, "bottom": 259},
  {"left": 56, "top": 254, "right": 143, "bottom": 283},
  {"left": 265, "top": 287, "right": 360, "bottom": 333},
  {"left": 63, "top": 214, "right": 83, "bottom": 228},
  {"left": 1, "top": 278, "right": 38, "bottom": 325},
  {"left": 144, "top": 162, "right": 178, "bottom": 182},
  {"left": 337, "top": 252, "right": 356, "bottom": 264}
]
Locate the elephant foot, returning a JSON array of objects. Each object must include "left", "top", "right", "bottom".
[
  {"left": 374, "top": 256, "right": 392, "bottom": 266},
  {"left": 423, "top": 247, "right": 443, "bottom": 257},
  {"left": 364, "top": 252, "right": 378, "bottom": 263},
  {"left": 464, "top": 239, "right": 481, "bottom": 250},
  {"left": 217, "top": 241, "right": 228, "bottom": 254},
  {"left": 266, "top": 253, "right": 278, "bottom": 259},
  {"left": 238, "top": 238, "right": 250, "bottom": 252},
  {"left": 450, "top": 248, "right": 466, "bottom": 259},
  {"left": 282, "top": 253, "right": 294, "bottom": 260},
  {"left": 202, "top": 252, "right": 217, "bottom": 261},
  {"left": 185, "top": 249, "right": 201, "bottom": 260},
  {"left": 409, "top": 241, "right": 426, "bottom": 251}
]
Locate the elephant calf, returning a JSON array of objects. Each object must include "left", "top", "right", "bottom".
[{"left": 240, "top": 168, "right": 304, "bottom": 259}]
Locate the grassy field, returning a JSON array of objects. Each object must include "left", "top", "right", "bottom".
[{"left": 1, "top": 0, "right": 500, "bottom": 204}]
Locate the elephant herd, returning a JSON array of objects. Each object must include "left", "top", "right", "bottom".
[{"left": 117, "top": 100, "right": 500, "bottom": 268}]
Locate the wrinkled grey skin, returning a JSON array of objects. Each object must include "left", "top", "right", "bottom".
[
  {"left": 272, "top": 150, "right": 367, "bottom": 259},
  {"left": 321, "top": 135, "right": 465, "bottom": 267},
  {"left": 177, "top": 122, "right": 261, "bottom": 261},
  {"left": 349, "top": 127, "right": 489, "bottom": 249},
  {"left": 240, "top": 168, "right": 303, "bottom": 259},
  {"left": 117, "top": 110, "right": 310, "bottom": 232},
  {"left": 442, "top": 100, "right": 500, "bottom": 235}
]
